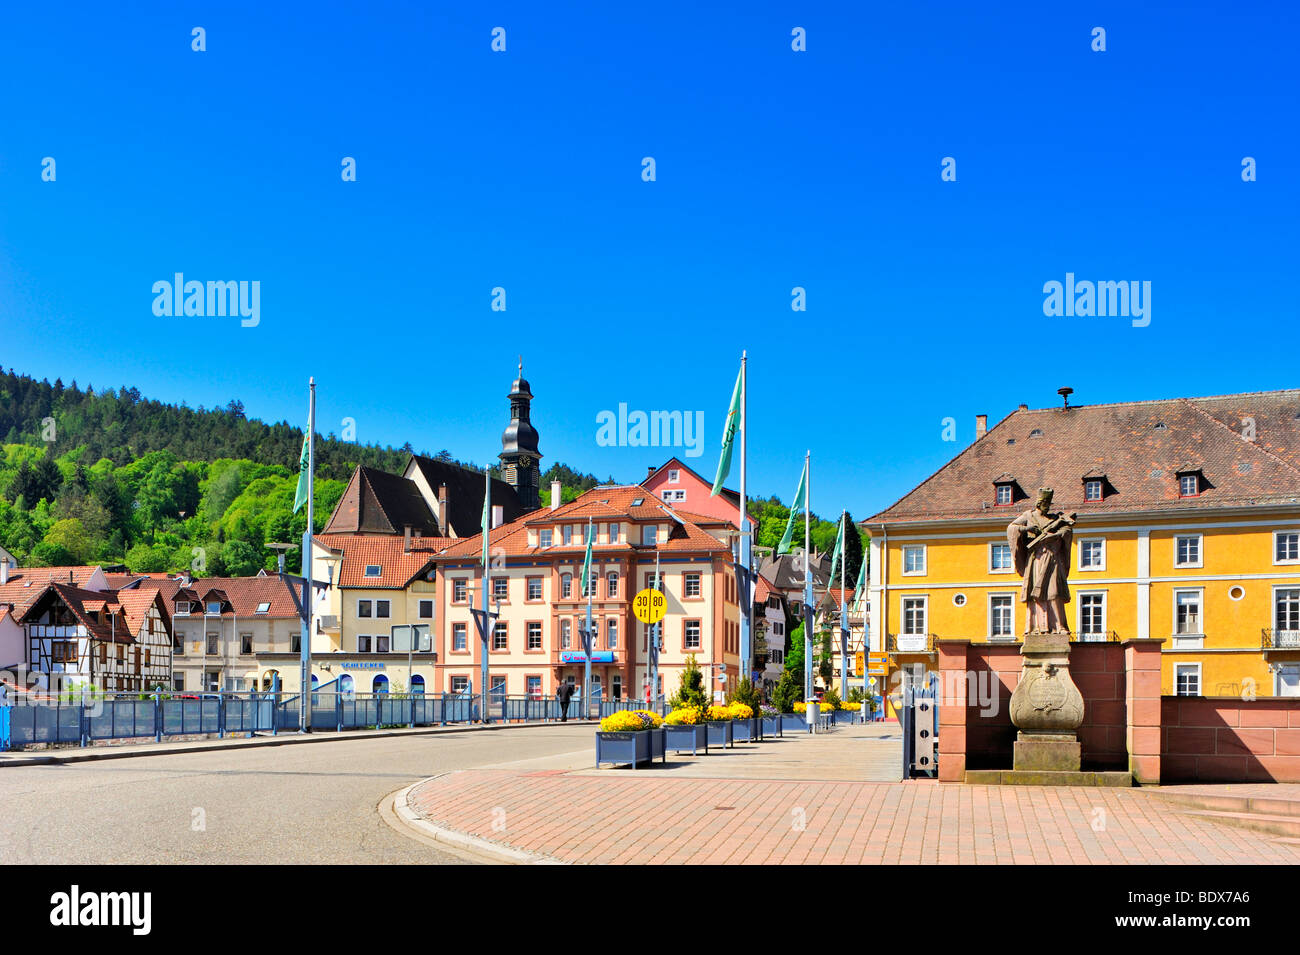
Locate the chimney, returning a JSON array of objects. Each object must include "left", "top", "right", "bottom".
[
  {"left": 647, "top": 466, "right": 655, "bottom": 476},
  {"left": 550, "top": 480, "right": 562, "bottom": 511},
  {"left": 437, "top": 485, "right": 448, "bottom": 534},
  {"left": 975, "top": 414, "right": 987, "bottom": 440},
  {"left": 0, "top": 559, "right": 8, "bottom": 585},
  {"left": 1018, "top": 402, "right": 1028, "bottom": 411},
  {"left": 404, "top": 524, "right": 412, "bottom": 554},
  {"left": 492, "top": 505, "right": 504, "bottom": 528}
]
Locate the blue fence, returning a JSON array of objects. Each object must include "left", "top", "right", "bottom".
[{"left": 0, "top": 689, "right": 642, "bottom": 751}]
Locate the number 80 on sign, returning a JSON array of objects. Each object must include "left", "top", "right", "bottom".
[{"left": 633, "top": 588, "right": 667, "bottom": 624}]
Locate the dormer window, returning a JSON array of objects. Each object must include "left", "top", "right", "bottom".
[
  {"left": 1084, "top": 480, "right": 1103, "bottom": 501},
  {"left": 1179, "top": 474, "right": 1199, "bottom": 497},
  {"left": 995, "top": 484, "right": 1013, "bottom": 506},
  {"left": 539, "top": 529, "right": 553, "bottom": 548},
  {"left": 364, "top": 565, "right": 382, "bottom": 578},
  {"left": 176, "top": 600, "right": 191, "bottom": 616},
  {"left": 206, "top": 601, "right": 221, "bottom": 615},
  {"left": 255, "top": 601, "right": 270, "bottom": 614}
]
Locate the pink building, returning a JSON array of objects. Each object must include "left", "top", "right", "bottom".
[{"left": 643, "top": 458, "right": 757, "bottom": 536}]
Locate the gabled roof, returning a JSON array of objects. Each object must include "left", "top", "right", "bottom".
[
  {"left": 19, "top": 582, "right": 135, "bottom": 643},
  {"left": 314, "top": 534, "right": 447, "bottom": 589},
  {"left": 757, "top": 550, "right": 832, "bottom": 591},
  {"left": 433, "top": 485, "right": 729, "bottom": 562},
  {"left": 0, "top": 566, "right": 106, "bottom": 618},
  {"left": 406, "top": 454, "right": 524, "bottom": 536},
  {"left": 323, "top": 465, "right": 441, "bottom": 537},
  {"left": 645, "top": 456, "right": 743, "bottom": 507},
  {"left": 168, "top": 574, "right": 306, "bottom": 618},
  {"left": 867, "top": 390, "right": 1300, "bottom": 525}
]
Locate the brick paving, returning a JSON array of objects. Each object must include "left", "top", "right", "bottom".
[{"left": 407, "top": 769, "right": 1300, "bottom": 865}]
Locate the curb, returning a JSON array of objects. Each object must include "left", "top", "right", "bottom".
[
  {"left": 383, "top": 778, "right": 563, "bottom": 865},
  {"left": 0, "top": 718, "right": 599, "bottom": 767}
]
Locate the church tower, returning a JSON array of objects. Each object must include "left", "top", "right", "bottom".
[{"left": 499, "top": 360, "right": 542, "bottom": 511}]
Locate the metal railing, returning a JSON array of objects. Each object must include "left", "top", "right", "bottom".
[
  {"left": 886, "top": 633, "right": 936, "bottom": 654},
  {"left": 1071, "top": 630, "right": 1120, "bottom": 643},
  {"left": 0, "top": 688, "right": 631, "bottom": 751},
  {"left": 1262, "top": 628, "right": 1300, "bottom": 650}
]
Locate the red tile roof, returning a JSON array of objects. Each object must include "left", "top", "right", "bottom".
[
  {"left": 314, "top": 534, "right": 449, "bottom": 588},
  {"left": 0, "top": 566, "right": 104, "bottom": 616},
  {"left": 868, "top": 390, "right": 1300, "bottom": 525}
]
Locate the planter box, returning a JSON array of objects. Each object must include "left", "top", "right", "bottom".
[
  {"left": 595, "top": 728, "right": 666, "bottom": 768},
  {"left": 832, "top": 708, "right": 858, "bottom": 726},
  {"left": 780, "top": 713, "right": 807, "bottom": 731},
  {"left": 706, "top": 720, "right": 734, "bottom": 748},
  {"left": 731, "top": 717, "right": 758, "bottom": 742},
  {"left": 759, "top": 715, "right": 783, "bottom": 738},
  {"left": 663, "top": 722, "right": 708, "bottom": 755}
]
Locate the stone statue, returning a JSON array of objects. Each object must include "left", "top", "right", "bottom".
[{"left": 1007, "top": 487, "right": 1077, "bottom": 634}]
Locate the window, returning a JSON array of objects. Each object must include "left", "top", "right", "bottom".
[
  {"left": 606, "top": 571, "right": 619, "bottom": 597},
  {"left": 493, "top": 622, "right": 508, "bottom": 651},
  {"left": 452, "top": 623, "right": 468, "bottom": 652},
  {"left": 769, "top": 648, "right": 784, "bottom": 665},
  {"left": 1175, "top": 663, "right": 1201, "bottom": 697},
  {"left": 990, "top": 543, "right": 1012, "bottom": 572},
  {"left": 1175, "top": 535, "right": 1202, "bottom": 568},
  {"left": 358, "top": 634, "right": 372, "bottom": 652},
  {"left": 607, "top": 618, "right": 618, "bottom": 650},
  {"left": 668, "top": 469, "right": 680, "bottom": 483},
  {"left": 642, "top": 525, "right": 658, "bottom": 545},
  {"left": 563, "top": 525, "right": 573, "bottom": 546},
  {"left": 206, "top": 633, "right": 218, "bottom": 655},
  {"left": 582, "top": 572, "right": 598, "bottom": 598},
  {"left": 291, "top": 632, "right": 301, "bottom": 653},
  {"left": 902, "top": 597, "right": 926, "bottom": 635},
  {"left": 561, "top": 619, "right": 571, "bottom": 649},
  {"left": 561, "top": 574, "right": 572, "bottom": 598},
  {"left": 172, "top": 674, "right": 184, "bottom": 692},
  {"left": 206, "top": 601, "right": 221, "bottom": 615},
  {"left": 1078, "top": 593, "right": 1105, "bottom": 639},
  {"left": 952, "top": 593, "right": 967, "bottom": 607},
  {"left": 1178, "top": 474, "right": 1199, "bottom": 497},
  {"left": 527, "top": 578, "right": 543, "bottom": 601},
  {"left": 376, "top": 600, "right": 390, "bottom": 618},
  {"left": 364, "top": 564, "right": 382, "bottom": 578},
  {"left": 176, "top": 600, "right": 191, "bottom": 616},
  {"left": 684, "top": 620, "right": 701, "bottom": 650},
  {"left": 902, "top": 545, "right": 926, "bottom": 575},
  {"left": 989, "top": 597, "right": 1013, "bottom": 639},
  {"left": 490, "top": 577, "right": 507, "bottom": 601},
  {"left": 526, "top": 676, "right": 542, "bottom": 699},
  {"left": 1276, "top": 588, "right": 1300, "bottom": 635},
  {"left": 452, "top": 579, "right": 468, "bottom": 603},
  {"left": 608, "top": 523, "right": 620, "bottom": 543},
  {"left": 995, "top": 484, "right": 1013, "bottom": 506},
  {"left": 358, "top": 600, "right": 372, "bottom": 618},
  {"left": 527, "top": 622, "right": 542, "bottom": 650},
  {"left": 684, "top": 573, "right": 702, "bottom": 598},
  {"left": 1079, "top": 539, "right": 1105, "bottom": 570},
  {"left": 419, "top": 599, "right": 434, "bottom": 619},
  {"left": 173, "top": 632, "right": 185, "bottom": 654},
  {"left": 255, "top": 601, "right": 270, "bottom": 614},
  {"left": 451, "top": 676, "right": 469, "bottom": 694},
  {"left": 661, "top": 489, "right": 686, "bottom": 502},
  {"left": 1275, "top": 532, "right": 1300, "bottom": 564},
  {"left": 1175, "top": 590, "right": 1202, "bottom": 635},
  {"left": 1084, "top": 479, "right": 1103, "bottom": 501},
  {"left": 589, "top": 620, "right": 600, "bottom": 646},
  {"left": 374, "top": 634, "right": 390, "bottom": 653},
  {"left": 240, "top": 633, "right": 253, "bottom": 655},
  {"left": 539, "top": 529, "right": 553, "bottom": 548}
]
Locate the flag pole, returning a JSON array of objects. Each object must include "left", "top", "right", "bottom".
[
  {"left": 584, "top": 515, "right": 593, "bottom": 719},
  {"left": 738, "top": 352, "right": 751, "bottom": 692},
  {"left": 299, "top": 378, "right": 315, "bottom": 733},
  {"left": 480, "top": 467, "right": 490, "bottom": 722},
  {"left": 840, "top": 510, "right": 848, "bottom": 700},
  {"left": 803, "top": 451, "right": 812, "bottom": 705}
]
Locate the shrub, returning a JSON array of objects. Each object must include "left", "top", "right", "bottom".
[
  {"left": 728, "top": 676, "right": 762, "bottom": 717},
  {"left": 771, "top": 669, "right": 802, "bottom": 713},
  {"left": 600, "top": 710, "right": 662, "bottom": 732},
  {"left": 821, "top": 686, "right": 842, "bottom": 709},
  {"left": 669, "top": 654, "right": 710, "bottom": 716},
  {"left": 727, "top": 702, "right": 753, "bottom": 720},
  {"left": 664, "top": 708, "right": 701, "bottom": 726}
]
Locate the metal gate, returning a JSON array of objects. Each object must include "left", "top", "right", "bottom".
[{"left": 900, "top": 673, "right": 938, "bottom": 778}]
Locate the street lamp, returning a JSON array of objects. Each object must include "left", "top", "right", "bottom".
[{"left": 470, "top": 587, "right": 502, "bottom": 723}]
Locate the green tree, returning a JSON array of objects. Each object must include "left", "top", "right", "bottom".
[
  {"left": 221, "top": 539, "right": 262, "bottom": 576},
  {"left": 44, "top": 518, "right": 92, "bottom": 563},
  {"left": 819, "top": 628, "right": 833, "bottom": 686},
  {"left": 669, "top": 653, "right": 710, "bottom": 715},
  {"left": 771, "top": 669, "right": 801, "bottom": 712},
  {"left": 785, "top": 621, "right": 806, "bottom": 678}
]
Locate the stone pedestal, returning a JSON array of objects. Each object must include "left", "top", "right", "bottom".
[{"left": 1009, "top": 632, "right": 1085, "bottom": 773}]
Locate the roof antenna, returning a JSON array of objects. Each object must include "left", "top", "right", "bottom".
[{"left": 1057, "top": 386, "right": 1074, "bottom": 409}]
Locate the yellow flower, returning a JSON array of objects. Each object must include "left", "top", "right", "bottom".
[{"left": 727, "top": 703, "right": 753, "bottom": 719}]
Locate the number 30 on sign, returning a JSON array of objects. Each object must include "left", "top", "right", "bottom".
[{"left": 633, "top": 588, "right": 667, "bottom": 624}]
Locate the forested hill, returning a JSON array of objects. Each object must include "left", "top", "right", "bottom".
[{"left": 0, "top": 368, "right": 603, "bottom": 575}]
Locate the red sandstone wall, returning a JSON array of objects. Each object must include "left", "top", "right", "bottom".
[{"left": 1160, "top": 697, "right": 1300, "bottom": 783}]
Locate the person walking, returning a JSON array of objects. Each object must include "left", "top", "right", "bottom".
[{"left": 558, "top": 680, "right": 575, "bottom": 722}]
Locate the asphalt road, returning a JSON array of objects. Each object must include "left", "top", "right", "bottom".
[{"left": 0, "top": 724, "right": 596, "bottom": 864}]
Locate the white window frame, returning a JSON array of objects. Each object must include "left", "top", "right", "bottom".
[
  {"left": 995, "top": 484, "right": 1013, "bottom": 506},
  {"left": 642, "top": 525, "right": 658, "bottom": 545},
  {"left": 987, "top": 593, "right": 1015, "bottom": 641},
  {"left": 1172, "top": 588, "right": 1205, "bottom": 648},
  {"left": 1273, "top": 586, "right": 1300, "bottom": 643},
  {"left": 1077, "top": 537, "right": 1106, "bottom": 572},
  {"left": 1075, "top": 590, "right": 1108, "bottom": 640},
  {"left": 452, "top": 578, "right": 468, "bottom": 602},
  {"left": 1178, "top": 474, "right": 1200, "bottom": 498},
  {"left": 539, "top": 529, "right": 553, "bottom": 548},
  {"left": 175, "top": 600, "right": 191, "bottom": 616},
  {"left": 364, "top": 564, "right": 382, "bottom": 578},
  {"left": 901, "top": 595, "right": 928, "bottom": 635},
  {"left": 1276, "top": 664, "right": 1300, "bottom": 698},
  {"left": 1084, "top": 479, "right": 1103, "bottom": 502},
  {"left": 451, "top": 676, "right": 469, "bottom": 694},
  {"left": 668, "top": 469, "right": 680, "bottom": 483},
  {"left": 1174, "top": 534, "right": 1203, "bottom": 569},
  {"left": 901, "top": 544, "right": 927, "bottom": 576},
  {"left": 357, "top": 599, "right": 373, "bottom": 618},
  {"left": 988, "top": 542, "right": 1013, "bottom": 574},
  {"left": 1174, "top": 662, "right": 1202, "bottom": 697},
  {"left": 452, "top": 623, "right": 467, "bottom": 651},
  {"left": 684, "top": 572, "right": 702, "bottom": 598},
  {"left": 1273, "top": 530, "right": 1300, "bottom": 565},
  {"left": 375, "top": 599, "right": 391, "bottom": 619},
  {"left": 608, "top": 523, "right": 620, "bottom": 543}
]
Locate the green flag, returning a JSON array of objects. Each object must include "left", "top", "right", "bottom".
[
  {"left": 711, "top": 364, "right": 743, "bottom": 496},
  {"left": 580, "top": 519, "right": 593, "bottom": 593},
  {"left": 292, "top": 436, "right": 309, "bottom": 513},
  {"left": 777, "top": 463, "right": 807, "bottom": 555},
  {"left": 853, "top": 555, "right": 867, "bottom": 606},
  {"left": 829, "top": 512, "right": 845, "bottom": 580}
]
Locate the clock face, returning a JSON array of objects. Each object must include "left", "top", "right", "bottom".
[{"left": 520, "top": 455, "right": 531, "bottom": 468}]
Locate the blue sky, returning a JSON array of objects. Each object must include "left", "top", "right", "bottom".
[{"left": 1, "top": 1, "right": 1296, "bottom": 520}]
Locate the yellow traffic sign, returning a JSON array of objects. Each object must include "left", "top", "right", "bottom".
[{"left": 633, "top": 588, "right": 667, "bottom": 624}]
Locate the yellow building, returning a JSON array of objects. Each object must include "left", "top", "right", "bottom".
[{"left": 863, "top": 391, "right": 1300, "bottom": 708}]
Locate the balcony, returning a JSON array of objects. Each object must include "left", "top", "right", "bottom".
[
  {"left": 318, "top": 615, "right": 340, "bottom": 632},
  {"left": 1072, "top": 630, "right": 1120, "bottom": 644},
  {"left": 887, "top": 633, "right": 935, "bottom": 655},
  {"left": 1262, "top": 629, "right": 1300, "bottom": 650}
]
